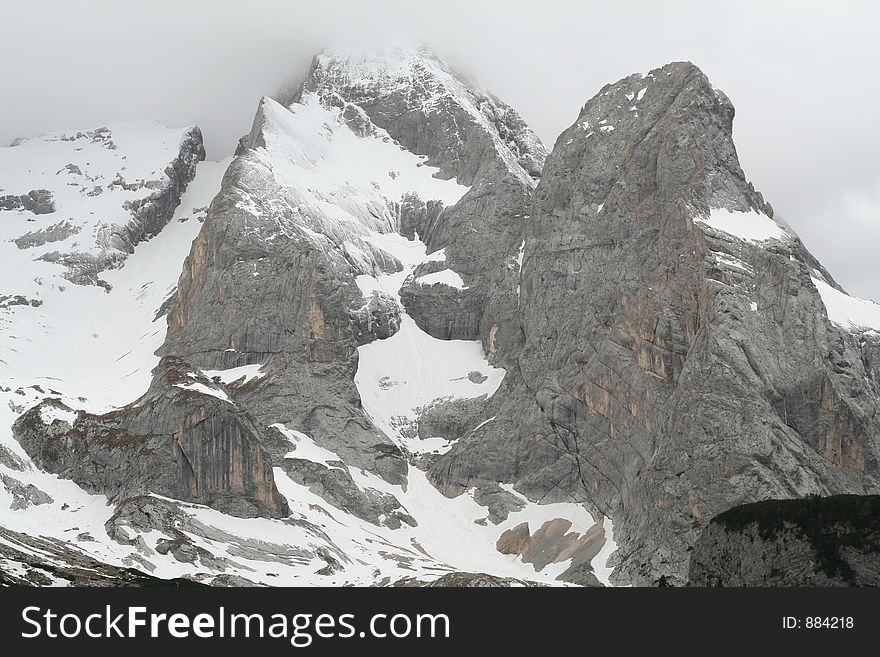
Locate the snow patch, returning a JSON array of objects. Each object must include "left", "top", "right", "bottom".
[
  {"left": 39, "top": 405, "right": 77, "bottom": 426},
  {"left": 812, "top": 277, "right": 880, "bottom": 333},
  {"left": 416, "top": 269, "right": 467, "bottom": 289},
  {"left": 356, "top": 314, "right": 504, "bottom": 448},
  {"left": 694, "top": 208, "right": 787, "bottom": 243},
  {"left": 201, "top": 364, "right": 265, "bottom": 386},
  {"left": 590, "top": 517, "right": 618, "bottom": 586},
  {"left": 272, "top": 424, "right": 343, "bottom": 468},
  {"left": 516, "top": 239, "right": 526, "bottom": 297},
  {"left": 263, "top": 95, "right": 468, "bottom": 211},
  {"left": 173, "top": 382, "right": 232, "bottom": 403},
  {"left": 711, "top": 250, "right": 754, "bottom": 274},
  {"left": 354, "top": 231, "right": 504, "bottom": 451},
  {"left": 471, "top": 416, "right": 496, "bottom": 433}
]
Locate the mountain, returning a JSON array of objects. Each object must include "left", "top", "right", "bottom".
[
  {"left": 427, "top": 61, "right": 880, "bottom": 584},
  {"left": 3, "top": 44, "right": 879, "bottom": 587}
]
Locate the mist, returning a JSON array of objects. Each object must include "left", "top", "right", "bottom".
[{"left": 1, "top": 0, "right": 878, "bottom": 300}]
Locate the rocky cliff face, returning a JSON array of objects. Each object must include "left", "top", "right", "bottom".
[
  {"left": 14, "top": 387, "right": 288, "bottom": 518},
  {"left": 427, "top": 62, "right": 880, "bottom": 585},
  {"left": 689, "top": 495, "right": 880, "bottom": 586},
  {"left": 5, "top": 47, "right": 880, "bottom": 587}
]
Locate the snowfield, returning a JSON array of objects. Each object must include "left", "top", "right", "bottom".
[{"left": 0, "top": 156, "right": 230, "bottom": 421}]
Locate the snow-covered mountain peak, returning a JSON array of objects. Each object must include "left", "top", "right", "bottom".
[
  {"left": 313, "top": 41, "right": 444, "bottom": 88},
  {"left": 231, "top": 92, "right": 470, "bottom": 280},
  {"left": 293, "top": 42, "right": 548, "bottom": 188}
]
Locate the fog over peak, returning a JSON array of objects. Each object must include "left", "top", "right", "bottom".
[{"left": 1, "top": 0, "right": 877, "bottom": 300}]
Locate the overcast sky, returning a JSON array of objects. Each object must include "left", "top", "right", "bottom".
[{"left": 1, "top": 0, "right": 878, "bottom": 301}]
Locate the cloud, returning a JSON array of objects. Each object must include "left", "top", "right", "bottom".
[
  {"left": 790, "top": 183, "right": 880, "bottom": 302},
  {"left": 1, "top": 0, "right": 877, "bottom": 299}
]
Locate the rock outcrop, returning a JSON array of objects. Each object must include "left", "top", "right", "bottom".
[
  {"left": 14, "top": 385, "right": 288, "bottom": 518},
  {"left": 0, "top": 525, "right": 202, "bottom": 587},
  {"left": 0, "top": 189, "right": 56, "bottom": 214}
]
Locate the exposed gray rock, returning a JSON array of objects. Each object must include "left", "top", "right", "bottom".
[
  {"left": 154, "top": 536, "right": 219, "bottom": 566},
  {"left": 111, "top": 127, "right": 204, "bottom": 253},
  {"left": 473, "top": 483, "right": 525, "bottom": 523},
  {"left": 416, "top": 395, "right": 489, "bottom": 445},
  {"left": 397, "top": 192, "right": 444, "bottom": 241},
  {"left": 0, "top": 525, "right": 201, "bottom": 587},
  {"left": 104, "top": 494, "right": 340, "bottom": 573},
  {"left": 0, "top": 444, "right": 28, "bottom": 470},
  {"left": 104, "top": 495, "right": 191, "bottom": 545},
  {"left": 352, "top": 291, "right": 401, "bottom": 343},
  {"left": 428, "top": 61, "right": 880, "bottom": 586},
  {"left": 13, "top": 220, "right": 81, "bottom": 249},
  {"left": 14, "top": 381, "right": 289, "bottom": 519},
  {"left": 211, "top": 574, "right": 265, "bottom": 587},
  {"left": 401, "top": 275, "right": 486, "bottom": 341},
  {"left": 0, "top": 294, "right": 43, "bottom": 310},
  {"left": 391, "top": 572, "right": 545, "bottom": 587},
  {"left": 0, "top": 189, "right": 55, "bottom": 214},
  {"left": 38, "top": 250, "right": 122, "bottom": 289}
]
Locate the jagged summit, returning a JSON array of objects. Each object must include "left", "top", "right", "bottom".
[
  {"left": 289, "top": 41, "right": 548, "bottom": 187},
  {"left": 552, "top": 60, "right": 774, "bottom": 220},
  {"left": 312, "top": 41, "right": 444, "bottom": 87}
]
